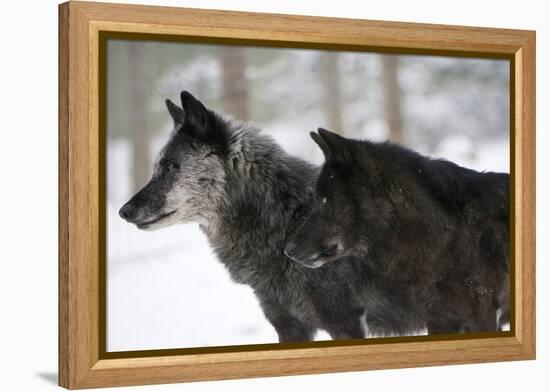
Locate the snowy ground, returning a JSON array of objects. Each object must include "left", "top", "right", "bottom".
[
  {"left": 107, "top": 125, "right": 509, "bottom": 352},
  {"left": 107, "top": 209, "right": 280, "bottom": 350}
]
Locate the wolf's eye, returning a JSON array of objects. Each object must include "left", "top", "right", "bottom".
[{"left": 166, "top": 162, "right": 180, "bottom": 172}]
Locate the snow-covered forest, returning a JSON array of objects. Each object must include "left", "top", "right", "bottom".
[{"left": 106, "top": 40, "right": 510, "bottom": 352}]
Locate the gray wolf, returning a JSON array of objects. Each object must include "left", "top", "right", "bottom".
[{"left": 120, "top": 91, "right": 375, "bottom": 341}]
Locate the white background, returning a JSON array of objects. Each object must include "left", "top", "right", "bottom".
[{"left": 0, "top": 0, "right": 546, "bottom": 390}]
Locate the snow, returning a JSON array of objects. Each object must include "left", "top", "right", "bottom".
[{"left": 107, "top": 209, "right": 278, "bottom": 350}]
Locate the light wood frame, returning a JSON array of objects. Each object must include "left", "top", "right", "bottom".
[{"left": 59, "top": 1, "right": 536, "bottom": 389}]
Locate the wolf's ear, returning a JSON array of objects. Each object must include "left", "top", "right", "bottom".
[
  {"left": 180, "top": 91, "right": 211, "bottom": 138},
  {"left": 312, "top": 128, "right": 350, "bottom": 163},
  {"left": 165, "top": 99, "right": 185, "bottom": 125},
  {"left": 310, "top": 131, "right": 332, "bottom": 159}
]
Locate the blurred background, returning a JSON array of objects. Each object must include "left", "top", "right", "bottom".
[{"left": 106, "top": 39, "right": 510, "bottom": 352}]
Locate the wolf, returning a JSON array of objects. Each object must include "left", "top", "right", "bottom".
[
  {"left": 285, "top": 128, "right": 510, "bottom": 334},
  {"left": 120, "top": 91, "right": 379, "bottom": 342}
]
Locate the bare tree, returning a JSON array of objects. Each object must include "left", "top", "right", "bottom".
[
  {"left": 382, "top": 55, "right": 404, "bottom": 143},
  {"left": 128, "top": 42, "right": 155, "bottom": 193},
  {"left": 220, "top": 47, "right": 249, "bottom": 120},
  {"left": 321, "top": 53, "right": 344, "bottom": 133}
]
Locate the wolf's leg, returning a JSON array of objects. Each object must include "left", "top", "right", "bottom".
[
  {"left": 322, "top": 308, "right": 366, "bottom": 340},
  {"left": 496, "top": 275, "right": 510, "bottom": 330},
  {"left": 260, "top": 302, "right": 315, "bottom": 343},
  {"left": 426, "top": 319, "right": 462, "bottom": 334},
  {"left": 325, "top": 321, "right": 365, "bottom": 340},
  {"left": 271, "top": 317, "right": 315, "bottom": 343},
  {"left": 470, "top": 301, "right": 499, "bottom": 332}
]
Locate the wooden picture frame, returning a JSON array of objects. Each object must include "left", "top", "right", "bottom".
[{"left": 58, "top": 1, "right": 536, "bottom": 388}]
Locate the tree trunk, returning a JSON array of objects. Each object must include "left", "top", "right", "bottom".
[
  {"left": 128, "top": 42, "right": 154, "bottom": 194},
  {"left": 322, "top": 53, "right": 344, "bottom": 133},
  {"left": 382, "top": 55, "right": 404, "bottom": 143},
  {"left": 220, "top": 47, "right": 249, "bottom": 121}
]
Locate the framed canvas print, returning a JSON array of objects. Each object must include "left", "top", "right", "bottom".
[{"left": 58, "top": 1, "right": 536, "bottom": 389}]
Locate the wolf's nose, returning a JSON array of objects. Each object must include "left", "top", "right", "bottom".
[
  {"left": 283, "top": 241, "right": 297, "bottom": 258},
  {"left": 119, "top": 203, "right": 136, "bottom": 221}
]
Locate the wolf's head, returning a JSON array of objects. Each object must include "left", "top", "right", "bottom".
[
  {"left": 284, "top": 128, "right": 386, "bottom": 268},
  {"left": 119, "top": 91, "right": 229, "bottom": 231}
]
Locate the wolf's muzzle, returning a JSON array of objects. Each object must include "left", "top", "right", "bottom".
[{"left": 119, "top": 203, "right": 137, "bottom": 221}]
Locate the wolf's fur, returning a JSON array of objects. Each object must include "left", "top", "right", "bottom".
[
  {"left": 286, "top": 128, "right": 510, "bottom": 334},
  {"left": 120, "top": 92, "right": 381, "bottom": 342}
]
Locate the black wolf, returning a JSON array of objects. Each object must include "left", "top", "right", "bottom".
[
  {"left": 120, "top": 92, "right": 379, "bottom": 342},
  {"left": 285, "top": 128, "right": 510, "bottom": 334}
]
